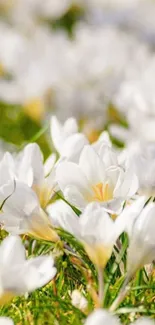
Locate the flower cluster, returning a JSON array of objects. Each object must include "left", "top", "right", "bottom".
[
  {"left": 1, "top": 0, "right": 155, "bottom": 131},
  {"left": 1, "top": 0, "right": 155, "bottom": 323},
  {"left": 0, "top": 115, "right": 154, "bottom": 323}
]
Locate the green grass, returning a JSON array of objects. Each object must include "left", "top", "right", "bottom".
[{"left": 0, "top": 230, "right": 154, "bottom": 325}]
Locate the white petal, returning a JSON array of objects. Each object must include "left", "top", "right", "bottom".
[
  {"left": 114, "top": 167, "right": 138, "bottom": 198},
  {"left": 64, "top": 185, "right": 88, "bottom": 210},
  {"left": 117, "top": 196, "right": 147, "bottom": 237},
  {"left": 51, "top": 116, "right": 78, "bottom": 154},
  {"left": 79, "top": 145, "right": 106, "bottom": 185},
  {"left": 106, "top": 166, "right": 121, "bottom": 191},
  {"left": 63, "top": 117, "right": 78, "bottom": 135},
  {"left": 0, "top": 152, "right": 15, "bottom": 187},
  {"left": 109, "top": 124, "right": 130, "bottom": 143},
  {"left": 61, "top": 133, "right": 88, "bottom": 161},
  {"left": 0, "top": 181, "right": 39, "bottom": 217},
  {"left": 79, "top": 203, "right": 115, "bottom": 245},
  {"left": 26, "top": 256, "right": 57, "bottom": 290},
  {"left": 44, "top": 153, "right": 57, "bottom": 176},
  {"left": 18, "top": 143, "right": 44, "bottom": 186},
  {"left": 47, "top": 200, "right": 80, "bottom": 237},
  {"left": 50, "top": 116, "right": 63, "bottom": 153},
  {"left": 0, "top": 213, "right": 29, "bottom": 234},
  {"left": 0, "top": 236, "right": 25, "bottom": 266},
  {"left": 98, "top": 144, "right": 118, "bottom": 169},
  {"left": 101, "top": 198, "right": 124, "bottom": 215},
  {"left": 56, "top": 161, "right": 92, "bottom": 197}
]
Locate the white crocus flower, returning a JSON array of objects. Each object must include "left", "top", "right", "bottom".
[
  {"left": 78, "top": 203, "right": 125, "bottom": 268},
  {"left": 51, "top": 116, "right": 88, "bottom": 162},
  {"left": 126, "top": 201, "right": 155, "bottom": 277},
  {"left": 56, "top": 145, "right": 138, "bottom": 213},
  {"left": 0, "top": 236, "right": 56, "bottom": 305},
  {"left": 17, "top": 143, "right": 58, "bottom": 208},
  {"left": 85, "top": 309, "right": 154, "bottom": 325},
  {"left": 48, "top": 201, "right": 125, "bottom": 268},
  {"left": 0, "top": 318, "right": 14, "bottom": 325},
  {"left": 0, "top": 180, "right": 59, "bottom": 242}
]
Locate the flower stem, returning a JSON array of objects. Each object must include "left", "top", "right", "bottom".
[
  {"left": 97, "top": 266, "right": 104, "bottom": 307},
  {"left": 103, "top": 235, "right": 128, "bottom": 307},
  {"left": 109, "top": 275, "right": 131, "bottom": 312}
]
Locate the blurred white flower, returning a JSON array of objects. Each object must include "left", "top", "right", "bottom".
[
  {"left": 17, "top": 143, "right": 58, "bottom": 208},
  {"left": 0, "top": 235, "right": 56, "bottom": 305},
  {"left": 0, "top": 180, "right": 59, "bottom": 242},
  {"left": 85, "top": 309, "right": 154, "bottom": 325},
  {"left": 56, "top": 144, "right": 138, "bottom": 213},
  {"left": 0, "top": 318, "right": 14, "bottom": 325},
  {"left": 51, "top": 116, "right": 88, "bottom": 161},
  {"left": 84, "top": 309, "right": 120, "bottom": 325},
  {"left": 71, "top": 289, "right": 88, "bottom": 312}
]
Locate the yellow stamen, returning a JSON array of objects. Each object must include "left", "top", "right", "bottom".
[{"left": 92, "top": 182, "right": 113, "bottom": 202}]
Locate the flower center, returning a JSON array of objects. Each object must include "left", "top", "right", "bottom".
[{"left": 92, "top": 182, "right": 113, "bottom": 202}]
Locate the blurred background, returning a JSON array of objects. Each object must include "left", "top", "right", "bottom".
[{"left": 1, "top": 0, "right": 155, "bottom": 157}]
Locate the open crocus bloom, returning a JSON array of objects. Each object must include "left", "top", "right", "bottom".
[
  {"left": 56, "top": 145, "right": 138, "bottom": 214},
  {"left": 85, "top": 309, "right": 154, "bottom": 325},
  {"left": 0, "top": 180, "right": 59, "bottom": 242},
  {"left": 48, "top": 201, "right": 125, "bottom": 268},
  {"left": 51, "top": 116, "right": 88, "bottom": 162},
  {"left": 17, "top": 143, "right": 58, "bottom": 208},
  {"left": 0, "top": 236, "right": 56, "bottom": 305}
]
